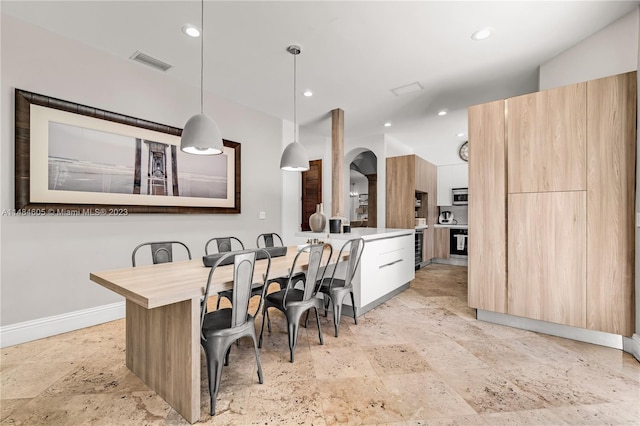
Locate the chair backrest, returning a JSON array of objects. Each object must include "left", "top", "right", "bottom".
[
  {"left": 327, "top": 238, "right": 365, "bottom": 289},
  {"left": 284, "top": 243, "right": 332, "bottom": 302},
  {"left": 256, "top": 233, "right": 283, "bottom": 248},
  {"left": 204, "top": 236, "right": 245, "bottom": 255},
  {"left": 131, "top": 241, "right": 192, "bottom": 267},
  {"left": 200, "top": 249, "right": 271, "bottom": 340}
]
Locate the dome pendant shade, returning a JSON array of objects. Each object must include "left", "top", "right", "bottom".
[
  {"left": 180, "top": 113, "right": 224, "bottom": 155},
  {"left": 280, "top": 141, "right": 309, "bottom": 171}
]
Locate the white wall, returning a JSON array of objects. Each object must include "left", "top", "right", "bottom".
[
  {"left": 539, "top": 8, "right": 639, "bottom": 90},
  {"left": 1, "top": 15, "right": 285, "bottom": 327},
  {"left": 539, "top": 6, "right": 640, "bottom": 335}
]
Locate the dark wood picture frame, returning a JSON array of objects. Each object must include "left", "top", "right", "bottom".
[{"left": 15, "top": 89, "right": 241, "bottom": 214}]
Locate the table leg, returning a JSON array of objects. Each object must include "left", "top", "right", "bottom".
[{"left": 125, "top": 298, "right": 200, "bottom": 423}]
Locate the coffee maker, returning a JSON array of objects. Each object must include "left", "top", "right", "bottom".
[{"left": 439, "top": 210, "right": 454, "bottom": 224}]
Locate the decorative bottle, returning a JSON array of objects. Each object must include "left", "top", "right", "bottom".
[{"left": 309, "top": 203, "right": 326, "bottom": 232}]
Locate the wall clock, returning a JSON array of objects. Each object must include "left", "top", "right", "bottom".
[{"left": 459, "top": 141, "right": 469, "bottom": 162}]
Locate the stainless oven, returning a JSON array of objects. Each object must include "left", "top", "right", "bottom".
[
  {"left": 449, "top": 228, "right": 468, "bottom": 258},
  {"left": 452, "top": 188, "right": 468, "bottom": 205}
]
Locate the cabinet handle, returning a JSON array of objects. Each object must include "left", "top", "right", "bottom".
[{"left": 379, "top": 259, "right": 403, "bottom": 269}]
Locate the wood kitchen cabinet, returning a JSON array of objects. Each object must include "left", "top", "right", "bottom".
[
  {"left": 586, "top": 72, "right": 636, "bottom": 335},
  {"left": 434, "top": 228, "right": 450, "bottom": 259},
  {"left": 468, "top": 99, "right": 507, "bottom": 314},
  {"left": 508, "top": 192, "right": 586, "bottom": 327},
  {"left": 386, "top": 154, "right": 437, "bottom": 262},
  {"left": 468, "top": 71, "right": 636, "bottom": 336},
  {"left": 507, "top": 83, "right": 587, "bottom": 193}
]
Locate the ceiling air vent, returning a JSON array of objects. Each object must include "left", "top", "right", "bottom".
[
  {"left": 390, "top": 81, "right": 423, "bottom": 96},
  {"left": 129, "top": 51, "right": 172, "bottom": 72}
]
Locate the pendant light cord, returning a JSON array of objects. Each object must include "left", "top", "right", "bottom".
[
  {"left": 293, "top": 49, "right": 297, "bottom": 142},
  {"left": 200, "top": 0, "right": 204, "bottom": 114}
]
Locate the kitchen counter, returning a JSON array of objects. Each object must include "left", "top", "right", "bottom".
[
  {"left": 433, "top": 224, "right": 468, "bottom": 229},
  {"left": 296, "top": 227, "right": 414, "bottom": 242},
  {"left": 295, "top": 228, "right": 414, "bottom": 317},
  {"left": 415, "top": 225, "right": 428, "bottom": 230}
]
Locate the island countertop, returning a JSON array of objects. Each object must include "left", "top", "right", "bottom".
[{"left": 296, "top": 227, "right": 414, "bottom": 242}]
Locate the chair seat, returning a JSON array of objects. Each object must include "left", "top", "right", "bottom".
[
  {"left": 202, "top": 309, "right": 254, "bottom": 336},
  {"left": 318, "top": 277, "right": 348, "bottom": 291},
  {"left": 265, "top": 288, "right": 304, "bottom": 305}
]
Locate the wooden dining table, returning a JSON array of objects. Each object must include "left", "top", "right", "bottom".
[{"left": 89, "top": 246, "right": 342, "bottom": 424}]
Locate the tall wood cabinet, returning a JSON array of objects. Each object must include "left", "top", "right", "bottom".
[
  {"left": 386, "top": 154, "right": 437, "bottom": 262},
  {"left": 468, "top": 99, "right": 507, "bottom": 313},
  {"left": 469, "top": 71, "right": 636, "bottom": 336}
]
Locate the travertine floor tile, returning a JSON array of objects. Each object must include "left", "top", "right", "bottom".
[
  {"left": 414, "top": 340, "right": 489, "bottom": 372},
  {"left": 551, "top": 401, "right": 640, "bottom": 425},
  {"left": 380, "top": 372, "right": 476, "bottom": 420},
  {"left": 481, "top": 408, "right": 568, "bottom": 425},
  {"left": 363, "top": 344, "right": 432, "bottom": 375},
  {"left": 439, "top": 367, "right": 546, "bottom": 414},
  {"left": 309, "top": 346, "right": 377, "bottom": 379},
  {"left": 1, "top": 391, "right": 170, "bottom": 425},
  {"left": 1, "top": 361, "right": 76, "bottom": 399},
  {"left": 318, "top": 376, "right": 406, "bottom": 424}
]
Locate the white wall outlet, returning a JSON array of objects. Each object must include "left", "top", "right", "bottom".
[{"left": 259, "top": 211, "right": 266, "bottom": 220}]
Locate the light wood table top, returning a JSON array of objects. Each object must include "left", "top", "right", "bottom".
[{"left": 90, "top": 246, "right": 340, "bottom": 309}]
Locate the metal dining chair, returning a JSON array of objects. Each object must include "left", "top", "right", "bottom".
[
  {"left": 256, "top": 232, "right": 284, "bottom": 248},
  {"left": 131, "top": 241, "right": 192, "bottom": 267},
  {"left": 317, "top": 237, "right": 365, "bottom": 337},
  {"left": 200, "top": 248, "right": 271, "bottom": 416},
  {"left": 258, "top": 243, "right": 331, "bottom": 362},
  {"left": 204, "top": 236, "right": 245, "bottom": 255},
  {"left": 204, "top": 237, "right": 264, "bottom": 310},
  {"left": 256, "top": 232, "right": 303, "bottom": 291}
]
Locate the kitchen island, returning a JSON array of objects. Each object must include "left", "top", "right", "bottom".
[{"left": 296, "top": 228, "right": 415, "bottom": 316}]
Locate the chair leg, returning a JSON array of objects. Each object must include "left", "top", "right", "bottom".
[
  {"left": 323, "top": 293, "right": 330, "bottom": 317},
  {"left": 285, "top": 311, "right": 301, "bottom": 363},
  {"left": 314, "top": 307, "right": 324, "bottom": 345},
  {"left": 258, "top": 306, "right": 268, "bottom": 348},
  {"left": 224, "top": 346, "right": 231, "bottom": 366},
  {"left": 204, "top": 346, "right": 224, "bottom": 416},
  {"left": 216, "top": 295, "right": 222, "bottom": 310},
  {"left": 350, "top": 291, "right": 358, "bottom": 325},
  {"left": 250, "top": 332, "right": 263, "bottom": 384},
  {"left": 332, "top": 299, "right": 342, "bottom": 337}
]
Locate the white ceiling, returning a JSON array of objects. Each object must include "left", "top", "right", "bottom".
[{"left": 3, "top": 1, "right": 638, "bottom": 165}]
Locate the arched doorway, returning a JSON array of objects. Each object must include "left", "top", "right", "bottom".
[{"left": 349, "top": 150, "right": 377, "bottom": 227}]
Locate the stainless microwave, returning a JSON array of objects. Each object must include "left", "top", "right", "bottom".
[{"left": 452, "top": 188, "right": 468, "bottom": 205}]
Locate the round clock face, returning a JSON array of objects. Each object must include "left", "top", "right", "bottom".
[{"left": 459, "top": 141, "right": 469, "bottom": 162}]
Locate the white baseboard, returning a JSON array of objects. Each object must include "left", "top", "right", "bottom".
[
  {"left": 623, "top": 334, "right": 640, "bottom": 362},
  {"left": 0, "top": 301, "right": 125, "bottom": 348}
]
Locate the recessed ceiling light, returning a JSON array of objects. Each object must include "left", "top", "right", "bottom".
[
  {"left": 438, "top": 110, "right": 447, "bottom": 116},
  {"left": 457, "top": 133, "right": 464, "bottom": 137},
  {"left": 303, "top": 90, "right": 313, "bottom": 97},
  {"left": 182, "top": 24, "right": 201, "bottom": 38},
  {"left": 471, "top": 27, "right": 492, "bottom": 41},
  {"left": 384, "top": 122, "right": 392, "bottom": 127}
]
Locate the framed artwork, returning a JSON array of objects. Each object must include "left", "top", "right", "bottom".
[{"left": 15, "top": 89, "right": 241, "bottom": 214}]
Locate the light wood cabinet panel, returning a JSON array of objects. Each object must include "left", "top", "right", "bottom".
[
  {"left": 586, "top": 71, "right": 636, "bottom": 336},
  {"left": 508, "top": 192, "right": 586, "bottom": 327},
  {"left": 507, "top": 83, "right": 586, "bottom": 193},
  {"left": 434, "top": 228, "right": 450, "bottom": 259},
  {"left": 467, "top": 100, "right": 507, "bottom": 313},
  {"left": 385, "top": 156, "right": 415, "bottom": 229}
]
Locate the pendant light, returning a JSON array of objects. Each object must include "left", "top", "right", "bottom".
[
  {"left": 280, "top": 45, "right": 310, "bottom": 172},
  {"left": 180, "top": 0, "right": 223, "bottom": 155}
]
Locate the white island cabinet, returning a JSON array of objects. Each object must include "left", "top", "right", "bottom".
[{"left": 295, "top": 228, "right": 415, "bottom": 316}]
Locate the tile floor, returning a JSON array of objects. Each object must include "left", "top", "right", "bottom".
[{"left": 1, "top": 264, "right": 639, "bottom": 425}]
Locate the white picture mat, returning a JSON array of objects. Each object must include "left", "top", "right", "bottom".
[{"left": 30, "top": 104, "right": 235, "bottom": 208}]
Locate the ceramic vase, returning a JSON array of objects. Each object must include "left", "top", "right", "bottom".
[{"left": 309, "top": 203, "right": 326, "bottom": 232}]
